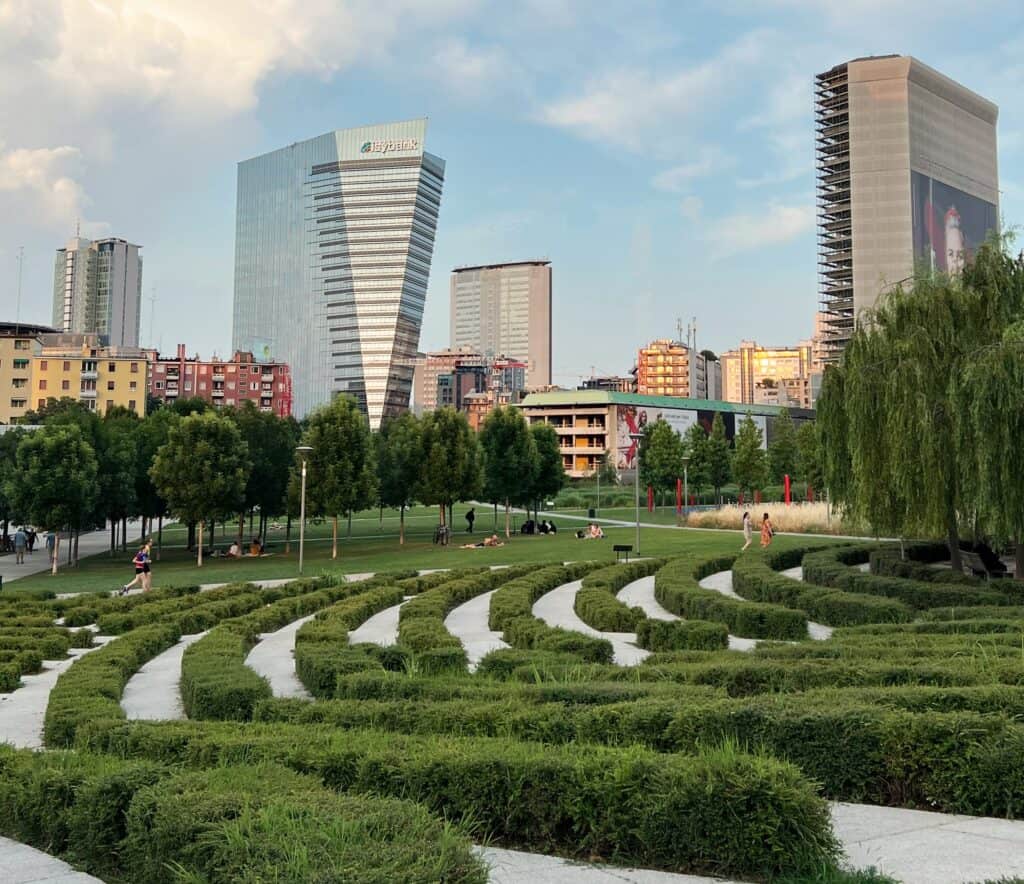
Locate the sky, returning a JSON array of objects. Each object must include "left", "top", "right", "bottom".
[{"left": 3, "top": 0, "right": 1024, "bottom": 388}]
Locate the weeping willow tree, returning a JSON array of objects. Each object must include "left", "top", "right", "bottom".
[{"left": 817, "top": 237, "right": 1024, "bottom": 567}]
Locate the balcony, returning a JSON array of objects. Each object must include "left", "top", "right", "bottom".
[
  {"left": 79, "top": 389, "right": 97, "bottom": 399},
  {"left": 81, "top": 370, "right": 98, "bottom": 381},
  {"left": 212, "top": 373, "right": 225, "bottom": 382},
  {"left": 262, "top": 372, "right": 275, "bottom": 382},
  {"left": 212, "top": 389, "right": 225, "bottom": 398}
]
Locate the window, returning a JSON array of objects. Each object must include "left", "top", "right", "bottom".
[
  {"left": 62, "top": 380, "right": 70, "bottom": 391},
  {"left": 39, "top": 379, "right": 47, "bottom": 391},
  {"left": 38, "top": 398, "right": 45, "bottom": 409},
  {"left": 12, "top": 359, "right": 28, "bottom": 370},
  {"left": 11, "top": 378, "right": 26, "bottom": 388},
  {"left": 14, "top": 339, "right": 29, "bottom": 350},
  {"left": 128, "top": 380, "right": 136, "bottom": 391},
  {"left": 106, "top": 400, "right": 114, "bottom": 411},
  {"left": 130, "top": 362, "right": 139, "bottom": 373},
  {"left": 184, "top": 383, "right": 192, "bottom": 391},
  {"left": 108, "top": 362, "right": 116, "bottom": 372},
  {"left": 156, "top": 364, "right": 165, "bottom": 374},
  {"left": 128, "top": 400, "right": 137, "bottom": 412},
  {"left": 155, "top": 381, "right": 163, "bottom": 390},
  {"left": 11, "top": 398, "right": 26, "bottom": 408},
  {"left": 227, "top": 381, "right": 235, "bottom": 390},
  {"left": 63, "top": 361, "right": 70, "bottom": 371},
  {"left": 40, "top": 360, "right": 48, "bottom": 371},
  {"left": 107, "top": 381, "right": 115, "bottom": 391}
]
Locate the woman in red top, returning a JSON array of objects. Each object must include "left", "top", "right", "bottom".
[{"left": 119, "top": 543, "right": 150, "bottom": 595}]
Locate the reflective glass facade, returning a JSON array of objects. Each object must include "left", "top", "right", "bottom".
[{"left": 232, "top": 120, "right": 445, "bottom": 425}]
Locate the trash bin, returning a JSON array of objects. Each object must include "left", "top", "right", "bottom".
[{"left": 587, "top": 508, "right": 596, "bottom": 519}]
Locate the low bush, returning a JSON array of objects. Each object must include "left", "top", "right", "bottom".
[
  {"left": 79, "top": 719, "right": 839, "bottom": 879},
  {"left": 655, "top": 557, "right": 808, "bottom": 640},
  {"left": 574, "top": 560, "right": 666, "bottom": 632},
  {"left": 871, "top": 544, "right": 979, "bottom": 585},
  {"left": 637, "top": 618, "right": 728, "bottom": 651},
  {"left": 180, "top": 630, "right": 271, "bottom": 721},
  {"left": 732, "top": 552, "right": 912, "bottom": 627}
]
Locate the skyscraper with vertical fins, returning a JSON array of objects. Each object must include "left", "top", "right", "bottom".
[{"left": 232, "top": 119, "right": 445, "bottom": 426}]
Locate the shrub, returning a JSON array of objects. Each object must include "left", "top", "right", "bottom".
[
  {"left": 637, "top": 619, "right": 728, "bottom": 651},
  {"left": 654, "top": 557, "right": 808, "bottom": 640},
  {"left": 180, "top": 630, "right": 271, "bottom": 721}
]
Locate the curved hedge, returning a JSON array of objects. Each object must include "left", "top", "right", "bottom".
[
  {"left": 575, "top": 560, "right": 666, "bottom": 632},
  {"left": 654, "top": 557, "right": 808, "bottom": 640}
]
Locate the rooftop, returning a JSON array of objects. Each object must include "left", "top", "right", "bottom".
[
  {"left": 452, "top": 259, "right": 551, "bottom": 273},
  {"left": 520, "top": 389, "right": 815, "bottom": 418}
]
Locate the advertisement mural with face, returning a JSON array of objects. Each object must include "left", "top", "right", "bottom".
[
  {"left": 911, "top": 172, "right": 998, "bottom": 274},
  {"left": 617, "top": 404, "right": 765, "bottom": 470}
]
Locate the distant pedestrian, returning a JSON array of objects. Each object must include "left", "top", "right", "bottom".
[
  {"left": 760, "top": 513, "right": 774, "bottom": 549},
  {"left": 13, "top": 527, "right": 27, "bottom": 564},
  {"left": 120, "top": 543, "right": 150, "bottom": 595},
  {"left": 26, "top": 528, "right": 36, "bottom": 555},
  {"left": 45, "top": 531, "right": 56, "bottom": 562},
  {"left": 465, "top": 508, "right": 475, "bottom": 534},
  {"left": 141, "top": 540, "right": 154, "bottom": 591},
  {"left": 741, "top": 511, "right": 753, "bottom": 551}
]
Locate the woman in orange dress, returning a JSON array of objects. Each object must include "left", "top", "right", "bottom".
[{"left": 760, "top": 512, "right": 774, "bottom": 548}]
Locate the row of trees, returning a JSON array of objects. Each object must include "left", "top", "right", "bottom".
[
  {"left": 817, "top": 236, "right": 1024, "bottom": 575},
  {"left": 636, "top": 409, "right": 824, "bottom": 505},
  {"left": 1, "top": 394, "right": 566, "bottom": 569}
]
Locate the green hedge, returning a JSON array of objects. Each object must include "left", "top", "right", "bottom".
[
  {"left": 0, "top": 748, "right": 486, "bottom": 883},
  {"left": 77, "top": 719, "right": 839, "bottom": 879},
  {"left": 732, "top": 552, "right": 912, "bottom": 627},
  {"left": 636, "top": 618, "right": 728, "bottom": 651},
  {"left": 871, "top": 543, "right": 980, "bottom": 585},
  {"left": 803, "top": 547, "right": 1014, "bottom": 609},
  {"left": 180, "top": 630, "right": 271, "bottom": 721},
  {"left": 574, "top": 560, "right": 666, "bottom": 632},
  {"left": 654, "top": 557, "right": 808, "bottom": 640}
]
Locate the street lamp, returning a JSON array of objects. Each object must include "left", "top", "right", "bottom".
[
  {"left": 682, "top": 454, "right": 690, "bottom": 522},
  {"left": 296, "top": 446, "right": 313, "bottom": 574},
  {"left": 629, "top": 432, "right": 643, "bottom": 554}
]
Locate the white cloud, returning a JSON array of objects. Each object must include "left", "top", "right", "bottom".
[
  {"left": 680, "top": 195, "right": 703, "bottom": 222},
  {"left": 652, "top": 148, "right": 733, "bottom": 192},
  {"left": 431, "top": 38, "right": 512, "bottom": 98},
  {"left": 537, "top": 30, "right": 771, "bottom": 150},
  {"left": 0, "top": 142, "right": 90, "bottom": 227},
  {"left": 704, "top": 202, "right": 815, "bottom": 258}
]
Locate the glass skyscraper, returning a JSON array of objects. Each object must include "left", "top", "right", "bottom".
[{"left": 232, "top": 119, "right": 445, "bottom": 425}]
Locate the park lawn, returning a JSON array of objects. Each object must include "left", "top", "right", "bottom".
[
  {"left": 551, "top": 506, "right": 684, "bottom": 527},
  {"left": 8, "top": 508, "right": 840, "bottom": 596}
]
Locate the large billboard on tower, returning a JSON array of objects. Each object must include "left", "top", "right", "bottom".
[{"left": 911, "top": 172, "right": 997, "bottom": 274}]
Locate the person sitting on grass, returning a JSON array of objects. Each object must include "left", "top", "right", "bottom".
[
  {"left": 226, "top": 542, "right": 240, "bottom": 558},
  {"left": 461, "top": 533, "right": 505, "bottom": 549}
]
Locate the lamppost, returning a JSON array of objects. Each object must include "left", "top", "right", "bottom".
[
  {"left": 629, "top": 432, "right": 643, "bottom": 554},
  {"left": 296, "top": 446, "right": 313, "bottom": 574},
  {"left": 682, "top": 454, "right": 690, "bottom": 521}
]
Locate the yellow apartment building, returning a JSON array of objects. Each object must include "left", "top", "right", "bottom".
[
  {"left": 720, "top": 340, "right": 816, "bottom": 409},
  {"left": 0, "top": 323, "right": 53, "bottom": 424},
  {"left": 32, "top": 334, "right": 148, "bottom": 417}
]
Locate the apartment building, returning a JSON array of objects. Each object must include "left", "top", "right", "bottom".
[
  {"left": 32, "top": 334, "right": 147, "bottom": 416},
  {"left": 0, "top": 323, "right": 53, "bottom": 424}
]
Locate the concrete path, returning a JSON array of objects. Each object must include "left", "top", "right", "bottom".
[
  {"left": 347, "top": 600, "right": 408, "bottom": 647},
  {"left": 532, "top": 580, "right": 650, "bottom": 666},
  {"left": 0, "top": 635, "right": 115, "bottom": 750},
  {"left": 832, "top": 801, "right": 1024, "bottom": 884},
  {"left": 777, "top": 566, "right": 834, "bottom": 640},
  {"left": 244, "top": 614, "right": 316, "bottom": 699},
  {"left": 0, "top": 522, "right": 143, "bottom": 585},
  {"left": 616, "top": 576, "right": 676, "bottom": 621},
  {"left": 121, "top": 632, "right": 207, "bottom": 720},
  {"left": 444, "top": 590, "right": 509, "bottom": 671},
  {"left": 0, "top": 836, "right": 104, "bottom": 883},
  {"left": 479, "top": 846, "right": 738, "bottom": 883}
]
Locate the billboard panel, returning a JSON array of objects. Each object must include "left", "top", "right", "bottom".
[
  {"left": 911, "top": 172, "right": 997, "bottom": 274},
  {"left": 616, "top": 404, "right": 749, "bottom": 470}
]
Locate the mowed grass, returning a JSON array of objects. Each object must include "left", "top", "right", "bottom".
[{"left": 9, "top": 504, "right": 840, "bottom": 596}]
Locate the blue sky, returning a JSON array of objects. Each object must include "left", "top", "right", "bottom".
[{"left": 3, "top": 0, "right": 1024, "bottom": 386}]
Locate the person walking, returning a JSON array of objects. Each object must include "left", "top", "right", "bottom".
[
  {"left": 26, "top": 527, "right": 36, "bottom": 555},
  {"left": 120, "top": 543, "right": 150, "bottom": 595},
  {"left": 141, "top": 539, "right": 154, "bottom": 591},
  {"left": 45, "top": 531, "right": 56, "bottom": 562},
  {"left": 741, "top": 511, "right": 753, "bottom": 551},
  {"left": 759, "top": 512, "right": 774, "bottom": 549},
  {"left": 13, "top": 527, "right": 27, "bottom": 565},
  {"left": 465, "top": 508, "right": 475, "bottom": 534}
]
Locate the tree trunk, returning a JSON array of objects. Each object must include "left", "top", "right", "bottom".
[
  {"left": 51, "top": 533, "right": 60, "bottom": 576},
  {"left": 493, "top": 502, "right": 498, "bottom": 531},
  {"left": 380, "top": 505, "right": 384, "bottom": 530},
  {"left": 448, "top": 503, "right": 454, "bottom": 532},
  {"left": 504, "top": 498, "right": 511, "bottom": 539},
  {"left": 121, "top": 517, "right": 128, "bottom": 552},
  {"left": 249, "top": 508, "right": 254, "bottom": 537},
  {"left": 73, "top": 530, "right": 80, "bottom": 566},
  {"left": 285, "top": 514, "right": 291, "bottom": 555},
  {"left": 947, "top": 521, "right": 962, "bottom": 572},
  {"left": 197, "top": 520, "right": 204, "bottom": 567},
  {"left": 347, "top": 511, "right": 352, "bottom": 538},
  {"left": 332, "top": 515, "right": 338, "bottom": 560},
  {"left": 1015, "top": 538, "right": 1024, "bottom": 582},
  {"left": 238, "top": 512, "right": 245, "bottom": 546},
  {"left": 399, "top": 505, "right": 405, "bottom": 545},
  {"left": 110, "top": 520, "right": 116, "bottom": 556}
]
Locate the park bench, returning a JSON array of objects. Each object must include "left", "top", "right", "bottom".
[
  {"left": 960, "top": 550, "right": 1006, "bottom": 580},
  {"left": 613, "top": 544, "right": 633, "bottom": 562}
]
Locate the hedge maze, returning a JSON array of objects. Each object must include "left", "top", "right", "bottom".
[{"left": 2, "top": 541, "right": 1024, "bottom": 881}]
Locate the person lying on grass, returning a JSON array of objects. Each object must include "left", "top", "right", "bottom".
[{"left": 461, "top": 534, "right": 505, "bottom": 549}]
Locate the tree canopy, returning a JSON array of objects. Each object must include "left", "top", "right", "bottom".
[
  {"left": 768, "top": 410, "right": 798, "bottom": 484},
  {"left": 376, "top": 412, "right": 424, "bottom": 544},
  {"left": 480, "top": 406, "right": 537, "bottom": 537},
  {"left": 638, "top": 418, "right": 685, "bottom": 503},
  {"left": 705, "top": 413, "right": 731, "bottom": 502},
  {"left": 732, "top": 414, "right": 768, "bottom": 497},
  {"left": 418, "top": 408, "right": 481, "bottom": 526}
]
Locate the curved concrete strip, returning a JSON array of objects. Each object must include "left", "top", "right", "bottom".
[
  {"left": 244, "top": 614, "right": 317, "bottom": 699},
  {"left": 0, "top": 636, "right": 115, "bottom": 749},
  {"left": 698, "top": 570, "right": 744, "bottom": 599},
  {"left": 777, "top": 566, "right": 834, "bottom": 640},
  {"left": 121, "top": 631, "right": 207, "bottom": 721},
  {"left": 444, "top": 590, "right": 510, "bottom": 671},
  {"left": 616, "top": 576, "right": 677, "bottom": 621},
  {"left": 0, "top": 835, "right": 105, "bottom": 884},
  {"left": 347, "top": 599, "right": 409, "bottom": 648},
  {"left": 531, "top": 580, "right": 650, "bottom": 666}
]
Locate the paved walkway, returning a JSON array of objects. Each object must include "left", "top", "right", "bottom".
[
  {"left": 244, "top": 615, "right": 316, "bottom": 699},
  {"left": 121, "top": 632, "right": 207, "bottom": 720},
  {"left": 777, "top": 566, "right": 834, "bottom": 640},
  {"left": 444, "top": 590, "right": 510, "bottom": 671},
  {"left": 532, "top": 580, "right": 650, "bottom": 666},
  {"left": 0, "top": 635, "right": 114, "bottom": 749},
  {"left": 347, "top": 599, "right": 409, "bottom": 647},
  {"left": 480, "top": 846, "right": 737, "bottom": 883},
  {"left": 0, "top": 524, "right": 137, "bottom": 586},
  {"left": 0, "top": 836, "right": 104, "bottom": 883}
]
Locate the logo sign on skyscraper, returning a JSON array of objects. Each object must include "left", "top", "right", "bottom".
[{"left": 360, "top": 138, "right": 419, "bottom": 155}]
